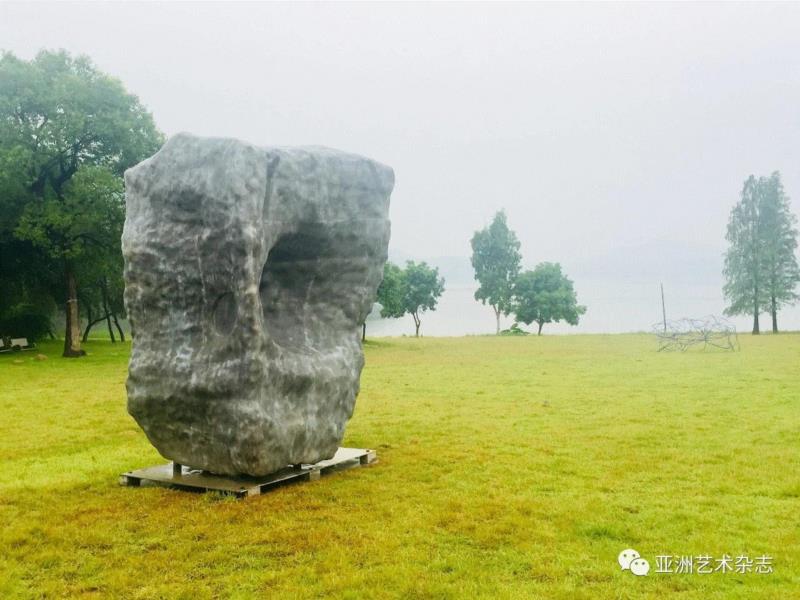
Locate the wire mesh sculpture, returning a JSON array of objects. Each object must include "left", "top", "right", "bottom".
[{"left": 653, "top": 315, "right": 739, "bottom": 352}]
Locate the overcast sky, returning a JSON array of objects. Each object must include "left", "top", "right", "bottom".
[{"left": 2, "top": 2, "right": 799, "bottom": 270}]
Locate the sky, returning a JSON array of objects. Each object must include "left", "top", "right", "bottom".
[{"left": 2, "top": 2, "right": 800, "bottom": 333}]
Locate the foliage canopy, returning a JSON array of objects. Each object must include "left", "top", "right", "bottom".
[
  {"left": 375, "top": 260, "right": 444, "bottom": 337},
  {"left": 470, "top": 210, "right": 521, "bottom": 334},
  {"left": 513, "top": 262, "right": 585, "bottom": 335},
  {"left": 0, "top": 50, "right": 163, "bottom": 354},
  {"left": 723, "top": 172, "right": 799, "bottom": 333}
]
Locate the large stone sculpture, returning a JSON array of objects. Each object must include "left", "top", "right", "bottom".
[{"left": 122, "top": 133, "right": 393, "bottom": 476}]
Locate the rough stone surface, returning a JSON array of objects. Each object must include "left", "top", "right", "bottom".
[{"left": 122, "top": 133, "right": 393, "bottom": 476}]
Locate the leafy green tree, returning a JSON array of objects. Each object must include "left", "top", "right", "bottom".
[
  {"left": 15, "top": 166, "right": 127, "bottom": 353},
  {"left": 366, "top": 261, "right": 444, "bottom": 337},
  {"left": 0, "top": 50, "right": 163, "bottom": 356},
  {"left": 361, "top": 261, "right": 406, "bottom": 341},
  {"left": 374, "top": 261, "right": 445, "bottom": 337},
  {"left": 470, "top": 210, "right": 522, "bottom": 334},
  {"left": 513, "top": 262, "right": 585, "bottom": 335},
  {"left": 376, "top": 262, "right": 407, "bottom": 319},
  {"left": 0, "top": 143, "right": 58, "bottom": 320},
  {"left": 758, "top": 172, "right": 800, "bottom": 333},
  {"left": 724, "top": 176, "right": 765, "bottom": 334},
  {"left": 723, "top": 172, "right": 800, "bottom": 334},
  {"left": 402, "top": 261, "right": 444, "bottom": 337},
  {"left": 0, "top": 303, "right": 53, "bottom": 343}
]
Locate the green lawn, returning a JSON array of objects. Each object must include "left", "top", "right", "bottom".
[{"left": 1, "top": 334, "right": 798, "bottom": 599}]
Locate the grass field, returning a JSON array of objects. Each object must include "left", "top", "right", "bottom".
[{"left": 1, "top": 334, "right": 799, "bottom": 599}]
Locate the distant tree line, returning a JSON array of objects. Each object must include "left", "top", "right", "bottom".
[
  {"left": 723, "top": 172, "right": 800, "bottom": 334},
  {"left": 0, "top": 50, "right": 163, "bottom": 356},
  {"left": 375, "top": 178, "right": 800, "bottom": 339},
  {"left": 369, "top": 211, "right": 586, "bottom": 337}
]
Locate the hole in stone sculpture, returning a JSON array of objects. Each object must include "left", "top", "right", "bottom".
[{"left": 260, "top": 224, "right": 333, "bottom": 350}]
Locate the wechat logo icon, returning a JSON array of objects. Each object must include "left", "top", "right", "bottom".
[{"left": 619, "top": 548, "right": 650, "bottom": 576}]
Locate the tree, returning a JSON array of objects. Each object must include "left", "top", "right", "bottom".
[
  {"left": 361, "top": 262, "right": 406, "bottom": 341},
  {"left": 470, "top": 210, "right": 522, "bottom": 334},
  {"left": 0, "top": 142, "right": 59, "bottom": 326},
  {"left": 0, "top": 303, "right": 53, "bottom": 343},
  {"left": 759, "top": 172, "right": 800, "bottom": 333},
  {"left": 402, "top": 261, "right": 444, "bottom": 337},
  {"left": 372, "top": 261, "right": 444, "bottom": 337},
  {"left": 723, "top": 173, "right": 800, "bottom": 334},
  {"left": 513, "top": 262, "right": 585, "bottom": 335},
  {"left": 15, "top": 166, "right": 127, "bottom": 352},
  {"left": 377, "top": 262, "right": 407, "bottom": 318},
  {"left": 0, "top": 50, "right": 163, "bottom": 355},
  {"left": 78, "top": 249, "right": 127, "bottom": 343},
  {"left": 724, "top": 176, "right": 764, "bottom": 334}
]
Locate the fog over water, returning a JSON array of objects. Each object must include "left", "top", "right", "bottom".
[{"left": 2, "top": 2, "right": 800, "bottom": 335}]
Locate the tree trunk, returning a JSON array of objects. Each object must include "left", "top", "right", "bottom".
[
  {"left": 362, "top": 322, "right": 366, "bottom": 342},
  {"left": 106, "top": 314, "right": 116, "bottom": 342},
  {"left": 771, "top": 295, "right": 778, "bottom": 333},
  {"left": 494, "top": 306, "right": 501, "bottom": 335},
  {"left": 537, "top": 321, "right": 543, "bottom": 336},
  {"left": 82, "top": 302, "right": 93, "bottom": 343},
  {"left": 413, "top": 313, "right": 421, "bottom": 337},
  {"left": 63, "top": 262, "right": 85, "bottom": 357},
  {"left": 83, "top": 315, "right": 108, "bottom": 343},
  {"left": 752, "top": 298, "right": 760, "bottom": 335},
  {"left": 112, "top": 313, "right": 126, "bottom": 342},
  {"left": 101, "top": 277, "right": 116, "bottom": 343}
]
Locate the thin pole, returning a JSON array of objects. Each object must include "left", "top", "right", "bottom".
[{"left": 661, "top": 283, "right": 667, "bottom": 333}]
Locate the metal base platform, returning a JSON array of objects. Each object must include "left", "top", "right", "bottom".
[{"left": 120, "top": 447, "right": 376, "bottom": 498}]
